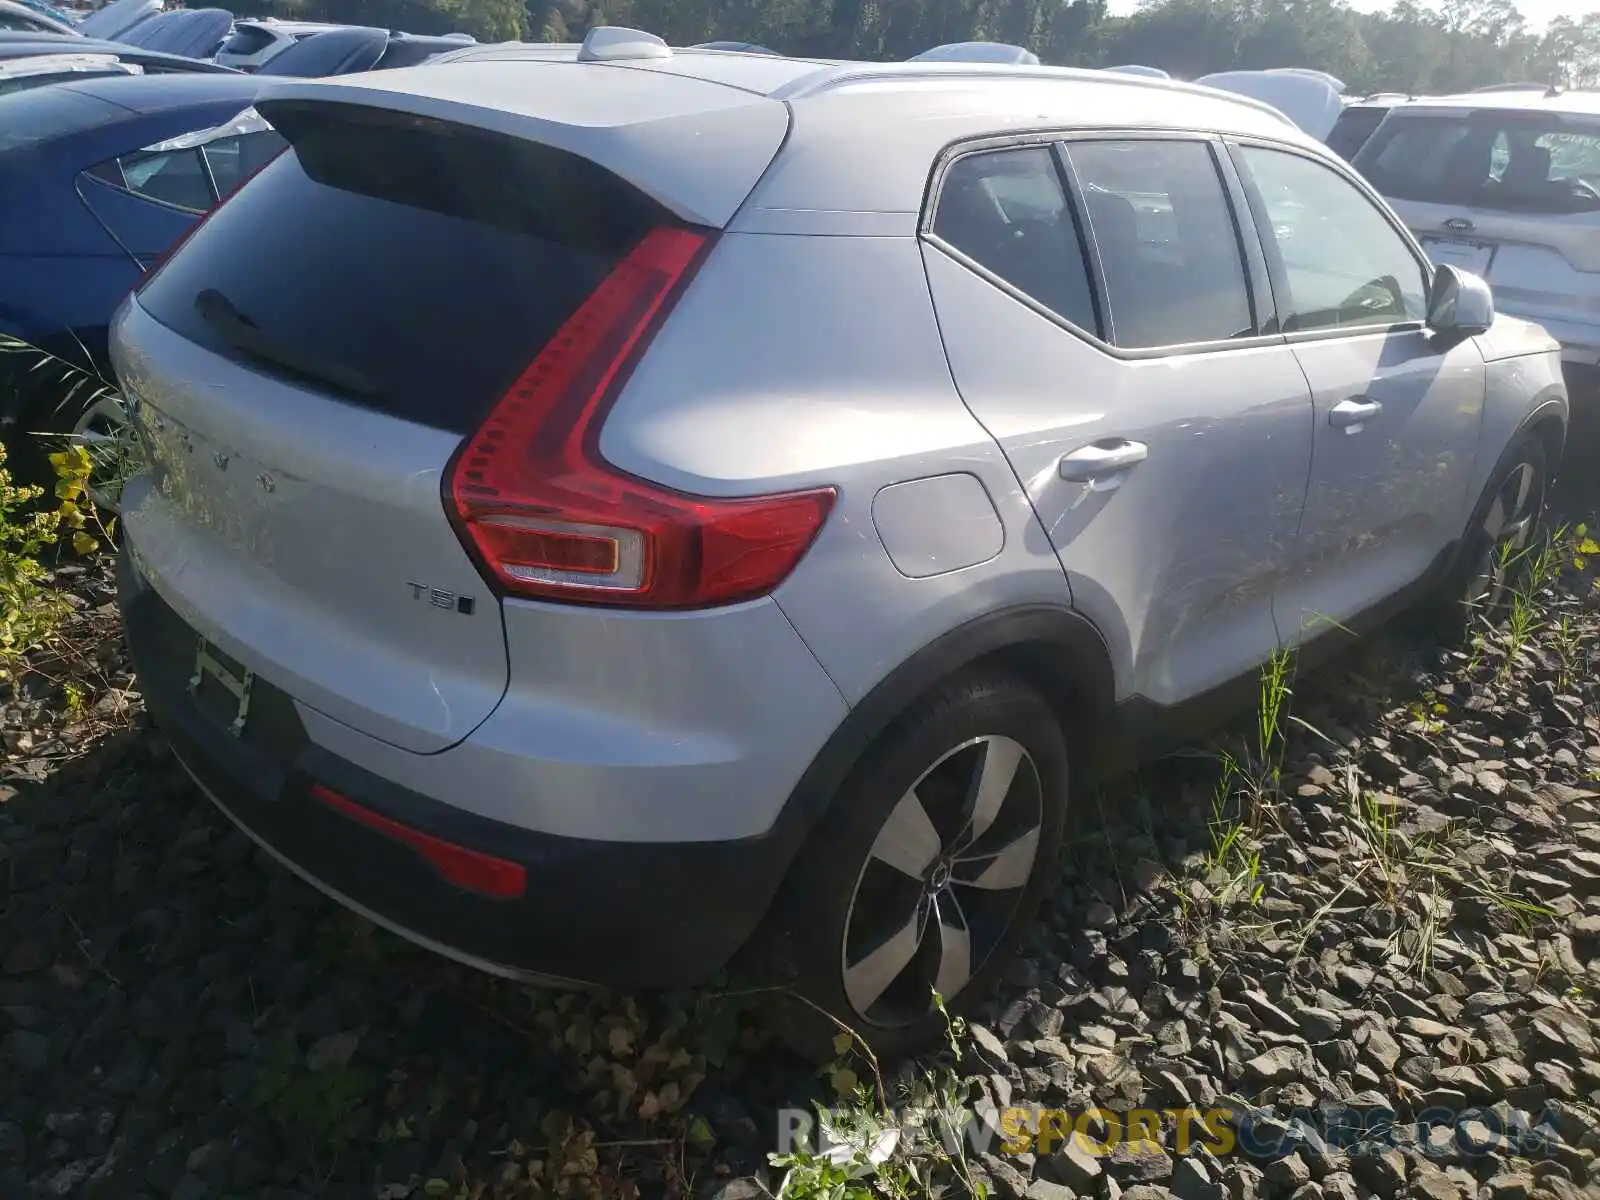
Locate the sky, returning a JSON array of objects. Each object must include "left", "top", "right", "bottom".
[{"left": 1103, "top": 0, "right": 1596, "bottom": 30}]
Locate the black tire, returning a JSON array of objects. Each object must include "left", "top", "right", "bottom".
[
  {"left": 1423, "top": 432, "right": 1549, "bottom": 645},
  {"left": 771, "top": 671, "right": 1071, "bottom": 1062}
]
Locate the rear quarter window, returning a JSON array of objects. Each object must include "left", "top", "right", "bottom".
[{"left": 117, "top": 147, "right": 213, "bottom": 211}]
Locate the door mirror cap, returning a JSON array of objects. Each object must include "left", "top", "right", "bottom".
[{"left": 1427, "top": 263, "right": 1494, "bottom": 338}]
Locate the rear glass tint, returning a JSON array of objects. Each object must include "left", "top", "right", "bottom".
[
  {"left": 1356, "top": 110, "right": 1600, "bottom": 214},
  {"left": 137, "top": 102, "right": 667, "bottom": 435}
]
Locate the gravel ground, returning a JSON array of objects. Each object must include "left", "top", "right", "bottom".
[{"left": 1, "top": 500, "right": 1598, "bottom": 1200}]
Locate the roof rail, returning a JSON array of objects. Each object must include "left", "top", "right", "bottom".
[
  {"left": 908, "top": 41, "right": 1040, "bottom": 66},
  {"left": 577, "top": 25, "right": 672, "bottom": 62},
  {"left": 772, "top": 61, "right": 1299, "bottom": 128},
  {"left": 1467, "top": 81, "right": 1549, "bottom": 93}
]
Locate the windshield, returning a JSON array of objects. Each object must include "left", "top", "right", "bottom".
[{"left": 1355, "top": 109, "right": 1600, "bottom": 214}]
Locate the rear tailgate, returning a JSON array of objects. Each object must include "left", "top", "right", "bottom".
[{"left": 114, "top": 83, "right": 787, "bottom": 753}]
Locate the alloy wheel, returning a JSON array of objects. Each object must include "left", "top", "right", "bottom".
[
  {"left": 840, "top": 734, "right": 1045, "bottom": 1026},
  {"left": 1468, "top": 455, "right": 1545, "bottom": 617}
]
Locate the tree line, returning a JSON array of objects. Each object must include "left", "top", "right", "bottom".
[{"left": 229, "top": 0, "right": 1600, "bottom": 95}]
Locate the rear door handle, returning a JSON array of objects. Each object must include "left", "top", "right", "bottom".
[
  {"left": 1059, "top": 439, "right": 1149, "bottom": 481},
  {"left": 1329, "top": 397, "right": 1382, "bottom": 429}
]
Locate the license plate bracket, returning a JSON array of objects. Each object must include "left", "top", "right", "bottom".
[{"left": 187, "top": 637, "right": 253, "bottom": 737}]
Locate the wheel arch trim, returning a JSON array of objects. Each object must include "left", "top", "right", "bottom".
[{"left": 777, "top": 603, "right": 1115, "bottom": 839}]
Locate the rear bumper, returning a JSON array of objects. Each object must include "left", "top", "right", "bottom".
[{"left": 119, "top": 546, "right": 815, "bottom": 989}]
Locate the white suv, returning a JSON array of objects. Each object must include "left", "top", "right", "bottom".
[
  {"left": 1354, "top": 87, "right": 1600, "bottom": 406},
  {"left": 112, "top": 32, "right": 1568, "bottom": 1056}
]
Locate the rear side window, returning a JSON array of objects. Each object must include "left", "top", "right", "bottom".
[
  {"left": 137, "top": 102, "right": 667, "bottom": 434},
  {"left": 932, "top": 146, "right": 1100, "bottom": 336},
  {"left": 1356, "top": 110, "right": 1600, "bottom": 214},
  {"left": 1066, "top": 139, "right": 1253, "bottom": 349}
]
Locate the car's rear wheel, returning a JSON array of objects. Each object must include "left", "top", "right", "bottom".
[
  {"left": 777, "top": 672, "right": 1070, "bottom": 1061},
  {"left": 1427, "top": 432, "right": 1549, "bottom": 643}
]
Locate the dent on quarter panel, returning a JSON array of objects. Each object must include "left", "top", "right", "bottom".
[{"left": 872, "top": 473, "right": 1004, "bottom": 579}]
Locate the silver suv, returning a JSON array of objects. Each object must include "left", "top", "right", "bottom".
[
  {"left": 1353, "top": 87, "right": 1600, "bottom": 403},
  {"left": 112, "top": 32, "right": 1569, "bottom": 1056}
]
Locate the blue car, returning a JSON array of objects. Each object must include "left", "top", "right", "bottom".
[{"left": 0, "top": 72, "right": 277, "bottom": 472}]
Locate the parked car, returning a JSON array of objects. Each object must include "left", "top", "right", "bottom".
[
  {"left": 112, "top": 6, "right": 232, "bottom": 60},
  {"left": 76, "top": 0, "right": 160, "bottom": 41},
  {"left": 691, "top": 40, "right": 780, "bottom": 55},
  {"left": 1353, "top": 88, "right": 1600, "bottom": 408},
  {"left": 0, "top": 32, "right": 240, "bottom": 74},
  {"left": 1101, "top": 64, "right": 1170, "bottom": 78},
  {"left": 214, "top": 17, "right": 353, "bottom": 72},
  {"left": 217, "top": 24, "right": 471, "bottom": 77},
  {"left": 1324, "top": 93, "right": 1409, "bottom": 160},
  {"left": 0, "top": 0, "right": 75, "bottom": 35},
  {"left": 0, "top": 50, "right": 140, "bottom": 94},
  {"left": 9, "top": 0, "right": 74, "bottom": 28},
  {"left": 1195, "top": 68, "right": 1346, "bottom": 139},
  {"left": 0, "top": 72, "right": 273, "bottom": 481},
  {"left": 112, "top": 32, "right": 1567, "bottom": 1056}
]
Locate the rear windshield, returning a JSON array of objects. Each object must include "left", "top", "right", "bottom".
[
  {"left": 1325, "top": 107, "right": 1388, "bottom": 160},
  {"left": 137, "top": 102, "right": 667, "bottom": 434},
  {"left": 1355, "top": 109, "right": 1600, "bottom": 214}
]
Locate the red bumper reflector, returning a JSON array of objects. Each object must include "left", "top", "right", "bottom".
[{"left": 309, "top": 784, "right": 526, "bottom": 900}]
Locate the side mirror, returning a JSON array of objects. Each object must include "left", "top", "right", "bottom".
[{"left": 1427, "top": 262, "right": 1494, "bottom": 339}]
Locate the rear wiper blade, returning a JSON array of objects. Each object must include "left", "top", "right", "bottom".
[{"left": 194, "top": 288, "right": 381, "bottom": 402}]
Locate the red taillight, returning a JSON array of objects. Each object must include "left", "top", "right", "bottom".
[
  {"left": 310, "top": 784, "right": 526, "bottom": 900},
  {"left": 446, "top": 225, "right": 836, "bottom": 610}
]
